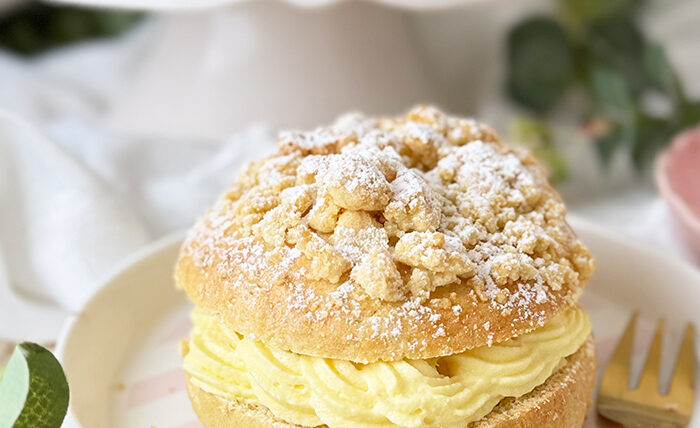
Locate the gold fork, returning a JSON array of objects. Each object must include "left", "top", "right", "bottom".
[{"left": 598, "top": 314, "right": 696, "bottom": 427}]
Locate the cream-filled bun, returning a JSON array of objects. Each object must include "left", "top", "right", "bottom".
[{"left": 177, "top": 106, "right": 596, "bottom": 428}]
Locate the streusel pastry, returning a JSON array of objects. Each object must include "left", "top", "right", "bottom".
[{"left": 177, "top": 106, "right": 596, "bottom": 428}]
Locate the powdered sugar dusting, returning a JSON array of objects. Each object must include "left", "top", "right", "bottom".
[{"left": 180, "top": 105, "right": 595, "bottom": 355}]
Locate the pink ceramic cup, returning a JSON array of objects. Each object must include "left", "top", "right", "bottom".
[{"left": 655, "top": 125, "right": 700, "bottom": 261}]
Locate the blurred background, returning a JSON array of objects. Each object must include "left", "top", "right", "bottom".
[{"left": 1, "top": 0, "right": 700, "bottom": 345}]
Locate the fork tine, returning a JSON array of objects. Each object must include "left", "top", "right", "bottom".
[
  {"left": 599, "top": 317, "right": 695, "bottom": 428},
  {"left": 600, "top": 313, "right": 637, "bottom": 391},
  {"left": 637, "top": 318, "right": 665, "bottom": 393},
  {"left": 668, "top": 323, "right": 695, "bottom": 405}
]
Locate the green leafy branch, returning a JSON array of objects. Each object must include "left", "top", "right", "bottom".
[
  {"left": 0, "top": 2, "right": 143, "bottom": 56},
  {"left": 506, "top": 0, "right": 700, "bottom": 173}
]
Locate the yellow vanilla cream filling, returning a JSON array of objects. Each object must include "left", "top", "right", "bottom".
[{"left": 184, "top": 306, "right": 591, "bottom": 428}]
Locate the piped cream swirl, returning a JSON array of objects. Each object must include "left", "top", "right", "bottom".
[{"left": 184, "top": 306, "right": 590, "bottom": 428}]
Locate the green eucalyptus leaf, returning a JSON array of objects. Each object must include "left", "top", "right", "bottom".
[
  {"left": 681, "top": 101, "right": 700, "bottom": 129},
  {"left": 632, "top": 114, "right": 674, "bottom": 169},
  {"left": 93, "top": 12, "right": 143, "bottom": 36},
  {"left": 645, "top": 44, "right": 677, "bottom": 94},
  {"left": 47, "top": 10, "right": 93, "bottom": 44},
  {"left": 589, "top": 68, "right": 637, "bottom": 165},
  {"left": 595, "top": 123, "right": 634, "bottom": 165},
  {"left": 510, "top": 117, "right": 568, "bottom": 182},
  {"left": 590, "top": 67, "right": 634, "bottom": 119},
  {"left": 587, "top": 16, "right": 647, "bottom": 93},
  {"left": 595, "top": 133, "right": 618, "bottom": 165},
  {"left": 0, "top": 343, "right": 69, "bottom": 428},
  {"left": 0, "top": 18, "right": 44, "bottom": 55},
  {"left": 507, "top": 17, "right": 574, "bottom": 113},
  {"left": 511, "top": 116, "right": 552, "bottom": 145},
  {"left": 0, "top": 348, "right": 28, "bottom": 427},
  {"left": 645, "top": 44, "right": 686, "bottom": 110},
  {"left": 558, "top": 0, "right": 643, "bottom": 32},
  {"left": 539, "top": 146, "right": 569, "bottom": 183},
  {"left": 0, "top": 4, "right": 144, "bottom": 56}
]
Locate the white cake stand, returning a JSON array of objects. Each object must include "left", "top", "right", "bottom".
[{"left": 43, "top": 0, "right": 519, "bottom": 140}]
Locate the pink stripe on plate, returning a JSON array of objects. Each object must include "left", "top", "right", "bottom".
[
  {"left": 160, "top": 317, "right": 193, "bottom": 344},
  {"left": 127, "top": 368, "right": 187, "bottom": 408}
]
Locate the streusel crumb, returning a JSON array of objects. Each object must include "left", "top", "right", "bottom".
[{"left": 186, "top": 105, "right": 594, "bottom": 309}]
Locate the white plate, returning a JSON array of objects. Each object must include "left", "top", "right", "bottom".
[{"left": 56, "top": 217, "right": 700, "bottom": 428}]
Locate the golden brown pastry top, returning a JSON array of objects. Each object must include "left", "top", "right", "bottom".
[{"left": 176, "top": 105, "right": 595, "bottom": 362}]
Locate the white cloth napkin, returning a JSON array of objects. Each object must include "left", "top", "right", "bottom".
[
  {"left": 0, "top": 112, "right": 275, "bottom": 342},
  {"left": 0, "top": 20, "right": 270, "bottom": 342}
]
